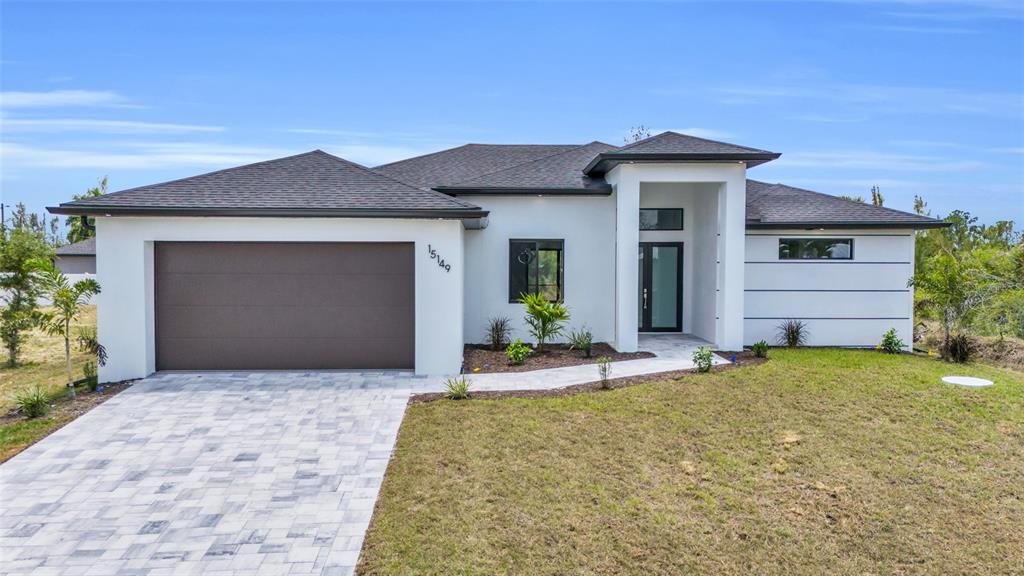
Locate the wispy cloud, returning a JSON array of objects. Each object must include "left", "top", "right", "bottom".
[
  {"left": 1, "top": 142, "right": 294, "bottom": 170},
  {"left": 859, "top": 24, "right": 979, "bottom": 34},
  {"left": 0, "top": 89, "right": 129, "bottom": 109},
  {"left": 716, "top": 83, "right": 1023, "bottom": 119},
  {"left": 786, "top": 113, "right": 867, "bottom": 123},
  {"left": 2, "top": 118, "right": 224, "bottom": 134},
  {"left": 774, "top": 150, "right": 986, "bottom": 172}
]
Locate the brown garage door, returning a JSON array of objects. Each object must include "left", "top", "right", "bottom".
[{"left": 155, "top": 242, "right": 414, "bottom": 370}]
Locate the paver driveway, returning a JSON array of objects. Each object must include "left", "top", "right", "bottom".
[{"left": 0, "top": 372, "right": 419, "bottom": 576}]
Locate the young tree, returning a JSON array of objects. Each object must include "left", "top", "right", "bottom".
[
  {"left": 40, "top": 268, "right": 100, "bottom": 399},
  {"left": 908, "top": 253, "right": 980, "bottom": 358},
  {"left": 66, "top": 177, "right": 107, "bottom": 243},
  {"left": 870, "top": 185, "right": 884, "bottom": 207},
  {"left": 0, "top": 226, "right": 53, "bottom": 366}
]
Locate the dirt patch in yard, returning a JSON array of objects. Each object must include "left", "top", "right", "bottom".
[
  {"left": 463, "top": 343, "right": 653, "bottom": 374},
  {"left": 413, "top": 350, "right": 766, "bottom": 404}
]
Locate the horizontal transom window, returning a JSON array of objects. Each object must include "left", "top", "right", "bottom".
[
  {"left": 509, "top": 239, "right": 564, "bottom": 302},
  {"left": 640, "top": 208, "right": 684, "bottom": 231},
  {"left": 779, "top": 238, "right": 854, "bottom": 260}
]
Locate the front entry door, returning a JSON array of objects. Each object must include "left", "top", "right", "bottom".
[{"left": 638, "top": 243, "right": 683, "bottom": 332}]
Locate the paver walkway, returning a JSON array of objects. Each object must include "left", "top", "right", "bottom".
[{"left": 0, "top": 335, "right": 724, "bottom": 575}]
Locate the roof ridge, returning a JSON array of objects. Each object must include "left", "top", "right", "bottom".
[
  {"left": 81, "top": 150, "right": 322, "bottom": 201},
  {"left": 372, "top": 143, "right": 473, "bottom": 170},
  {"left": 761, "top": 180, "right": 938, "bottom": 221},
  {"left": 446, "top": 142, "right": 610, "bottom": 186},
  {"left": 317, "top": 149, "right": 481, "bottom": 209},
  {"left": 620, "top": 131, "right": 771, "bottom": 154}
]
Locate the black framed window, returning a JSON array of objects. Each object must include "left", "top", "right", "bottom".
[
  {"left": 509, "top": 239, "right": 564, "bottom": 302},
  {"left": 778, "top": 238, "right": 854, "bottom": 260},
  {"left": 640, "top": 208, "right": 684, "bottom": 231}
]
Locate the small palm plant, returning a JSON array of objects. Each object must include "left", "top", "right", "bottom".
[
  {"left": 41, "top": 267, "right": 100, "bottom": 399},
  {"left": 519, "top": 292, "right": 570, "bottom": 353}
]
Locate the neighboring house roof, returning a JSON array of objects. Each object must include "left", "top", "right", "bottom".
[
  {"left": 374, "top": 144, "right": 579, "bottom": 189},
  {"left": 55, "top": 237, "right": 95, "bottom": 256},
  {"left": 584, "top": 131, "right": 781, "bottom": 175},
  {"left": 50, "top": 150, "right": 487, "bottom": 219},
  {"left": 435, "top": 142, "right": 618, "bottom": 194},
  {"left": 745, "top": 180, "right": 946, "bottom": 229}
]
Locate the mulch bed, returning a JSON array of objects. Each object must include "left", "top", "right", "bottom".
[
  {"left": 1, "top": 381, "right": 134, "bottom": 427},
  {"left": 463, "top": 342, "right": 654, "bottom": 374},
  {"left": 411, "top": 350, "right": 767, "bottom": 404}
]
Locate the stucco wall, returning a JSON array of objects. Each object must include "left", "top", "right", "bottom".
[
  {"left": 460, "top": 195, "right": 616, "bottom": 345},
  {"left": 743, "top": 229, "right": 914, "bottom": 348},
  {"left": 95, "top": 216, "right": 465, "bottom": 382}
]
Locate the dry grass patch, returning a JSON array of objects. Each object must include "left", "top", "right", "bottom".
[
  {"left": 0, "top": 305, "right": 96, "bottom": 412},
  {"left": 359, "top": 349, "right": 1023, "bottom": 575}
]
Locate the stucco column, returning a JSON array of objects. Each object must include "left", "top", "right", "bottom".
[
  {"left": 716, "top": 170, "right": 747, "bottom": 350},
  {"left": 608, "top": 166, "right": 640, "bottom": 352}
]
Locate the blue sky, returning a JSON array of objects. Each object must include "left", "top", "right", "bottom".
[{"left": 2, "top": 0, "right": 1022, "bottom": 225}]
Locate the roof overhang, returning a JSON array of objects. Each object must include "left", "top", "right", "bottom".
[
  {"left": 584, "top": 152, "right": 782, "bottom": 176},
  {"left": 434, "top": 185, "right": 612, "bottom": 196},
  {"left": 745, "top": 220, "right": 951, "bottom": 230},
  {"left": 47, "top": 205, "right": 489, "bottom": 220}
]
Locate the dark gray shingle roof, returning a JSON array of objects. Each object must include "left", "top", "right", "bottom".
[
  {"left": 55, "top": 237, "right": 95, "bottom": 256},
  {"left": 436, "top": 142, "right": 618, "bottom": 193},
  {"left": 746, "top": 180, "right": 945, "bottom": 229},
  {"left": 373, "top": 144, "right": 579, "bottom": 189},
  {"left": 584, "top": 131, "right": 781, "bottom": 175},
  {"left": 50, "top": 150, "right": 485, "bottom": 218}
]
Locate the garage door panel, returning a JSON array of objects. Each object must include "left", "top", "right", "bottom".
[
  {"left": 158, "top": 337, "right": 414, "bottom": 370},
  {"left": 157, "top": 242, "right": 414, "bottom": 275},
  {"left": 157, "top": 273, "right": 413, "bottom": 307},
  {"left": 155, "top": 242, "right": 414, "bottom": 370},
  {"left": 158, "top": 305, "right": 415, "bottom": 339}
]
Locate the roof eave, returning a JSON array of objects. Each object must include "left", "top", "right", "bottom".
[
  {"left": 745, "top": 220, "right": 951, "bottom": 230},
  {"left": 47, "top": 205, "right": 489, "bottom": 220},
  {"left": 433, "top": 185, "right": 612, "bottom": 196},
  {"left": 584, "top": 152, "right": 782, "bottom": 176}
]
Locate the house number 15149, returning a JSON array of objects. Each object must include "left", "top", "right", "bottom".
[{"left": 427, "top": 244, "right": 451, "bottom": 273}]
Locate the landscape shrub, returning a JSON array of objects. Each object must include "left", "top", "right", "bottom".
[
  {"left": 879, "top": 328, "right": 905, "bottom": 354},
  {"left": 445, "top": 377, "right": 470, "bottom": 400},
  {"left": 776, "top": 319, "right": 808, "bottom": 347},
  {"left": 519, "top": 292, "right": 570, "bottom": 353},
  {"left": 568, "top": 328, "right": 593, "bottom": 358},
  {"left": 16, "top": 386, "right": 50, "bottom": 419},
  {"left": 505, "top": 339, "right": 531, "bottom": 365},
  {"left": 946, "top": 333, "right": 974, "bottom": 363},
  {"left": 83, "top": 360, "right": 98, "bottom": 391},
  {"left": 751, "top": 340, "right": 769, "bottom": 358},
  {"left": 597, "top": 356, "right": 612, "bottom": 389},
  {"left": 485, "top": 316, "right": 511, "bottom": 351},
  {"left": 692, "top": 346, "right": 714, "bottom": 373}
]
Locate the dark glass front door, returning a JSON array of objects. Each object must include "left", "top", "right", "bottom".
[{"left": 638, "top": 243, "right": 683, "bottom": 332}]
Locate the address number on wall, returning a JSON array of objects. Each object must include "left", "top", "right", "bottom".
[{"left": 427, "top": 244, "right": 451, "bottom": 273}]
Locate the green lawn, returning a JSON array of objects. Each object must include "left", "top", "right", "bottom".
[
  {"left": 0, "top": 305, "right": 95, "bottom": 461},
  {"left": 359, "top": 349, "right": 1024, "bottom": 575}
]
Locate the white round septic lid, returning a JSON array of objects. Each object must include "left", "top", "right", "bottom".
[{"left": 942, "top": 376, "right": 994, "bottom": 387}]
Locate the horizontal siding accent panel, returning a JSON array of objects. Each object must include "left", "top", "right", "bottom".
[
  {"left": 745, "top": 233, "right": 912, "bottom": 262},
  {"left": 745, "top": 261, "right": 913, "bottom": 291},
  {"left": 745, "top": 291, "right": 909, "bottom": 319},
  {"left": 744, "top": 318, "right": 912, "bottom": 348}
]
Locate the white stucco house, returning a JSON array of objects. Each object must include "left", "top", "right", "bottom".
[{"left": 50, "top": 131, "right": 945, "bottom": 382}]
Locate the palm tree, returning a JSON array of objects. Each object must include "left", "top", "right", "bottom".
[{"left": 41, "top": 268, "right": 100, "bottom": 399}]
